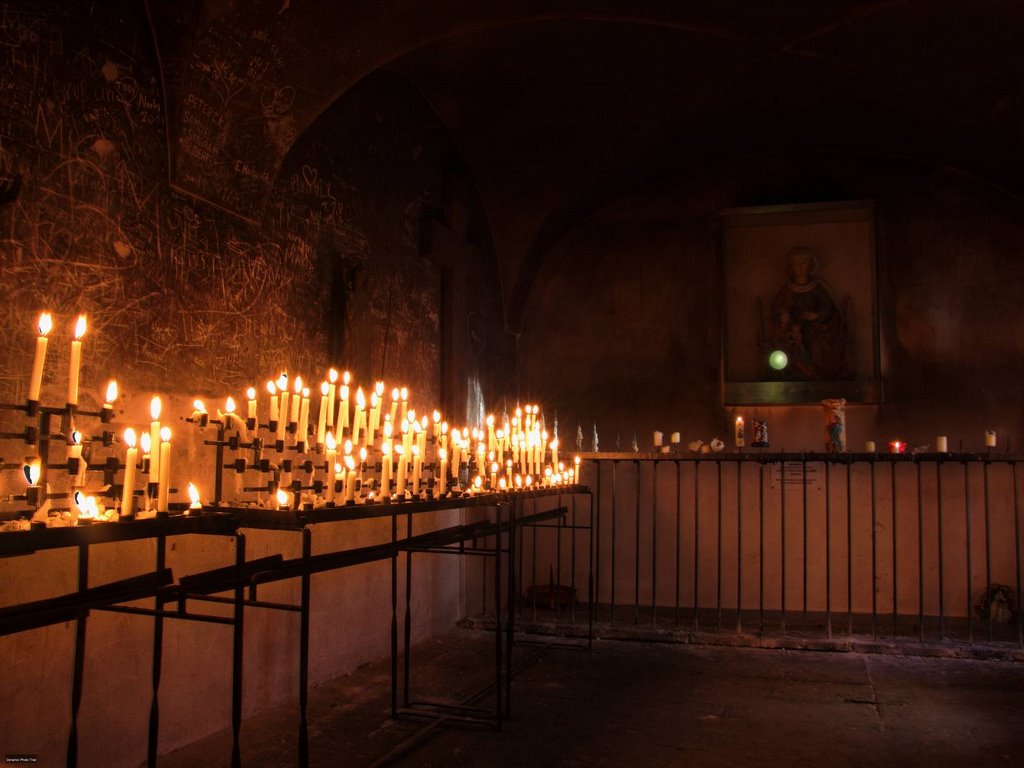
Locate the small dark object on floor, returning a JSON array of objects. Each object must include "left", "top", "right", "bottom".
[{"left": 976, "top": 583, "right": 1016, "bottom": 623}]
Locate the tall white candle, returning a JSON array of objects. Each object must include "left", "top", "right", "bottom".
[
  {"left": 28, "top": 312, "right": 52, "bottom": 402},
  {"left": 266, "top": 380, "right": 278, "bottom": 425},
  {"left": 247, "top": 387, "right": 257, "bottom": 422},
  {"left": 157, "top": 427, "right": 171, "bottom": 512},
  {"left": 66, "top": 314, "right": 86, "bottom": 405},
  {"left": 121, "top": 428, "right": 138, "bottom": 516},
  {"left": 344, "top": 456, "right": 357, "bottom": 503},
  {"left": 149, "top": 396, "right": 162, "bottom": 482},
  {"left": 550, "top": 438, "right": 559, "bottom": 472},
  {"left": 436, "top": 448, "right": 447, "bottom": 499},
  {"left": 395, "top": 444, "right": 407, "bottom": 495},
  {"left": 573, "top": 455, "right": 581, "bottom": 485},
  {"left": 339, "top": 371, "right": 351, "bottom": 430},
  {"left": 276, "top": 373, "right": 289, "bottom": 442},
  {"left": 399, "top": 387, "right": 408, "bottom": 425},
  {"left": 735, "top": 416, "right": 745, "bottom": 448},
  {"left": 326, "top": 368, "right": 338, "bottom": 428},
  {"left": 316, "top": 382, "right": 329, "bottom": 446},
  {"left": 297, "top": 387, "right": 310, "bottom": 447},
  {"left": 324, "top": 432, "right": 337, "bottom": 502},
  {"left": 390, "top": 387, "right": 400, "bottom": 427},
  {"left": 289, "top": 376, "right": 303, "bottom": 425},
  {"left": 353, "top": 387, "right": 365, "bottom": 445},
  {"left": 380, "top": 440, "right": 392, "bottom": 498},
  {"left": 411, "top": 445, "right": 422, "bottom": 495}
]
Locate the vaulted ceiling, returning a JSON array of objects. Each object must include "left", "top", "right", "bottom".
[{"left": 147, "top": 0, "right": 1024, "bottom": 330}]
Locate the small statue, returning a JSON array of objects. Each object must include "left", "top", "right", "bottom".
[
  {"left": 631, "top": 432, "right": 639, "bottom": 452},
  {"left": 576, "top": 423, "right": 584, "bottom": 452},
  {"left": 591, "top": 423, "right": 599, "bottom": 453},
  {"left": 615, "top": 432, "right": 620, "bottom": 451},
  {"left": 553, "top": 412, "right": 558, "bottom": 439}
]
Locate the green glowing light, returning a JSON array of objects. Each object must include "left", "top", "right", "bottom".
[{"left": 769, "top": 350, "right": 789, "bottom": 371}]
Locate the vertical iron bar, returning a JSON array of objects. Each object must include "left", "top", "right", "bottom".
[
  {"left": 918, "top": 460, "right": 925, "bottom": 643},
  {"left": 147, "top": 535, "right": 167, "bottom": 767},
  {"left": 531, "top": 498, "right": 538, "bottom": 622},
  {"left": 1012, "top": 462, "right": 1023, "bottom": 649},
  {"left": 652, "top": 462, "right": 658, "bottom": 627},
  {"left": 870, "top": 459, "right": 878, "bottom": 640},
  {"left": 718, "top": 459, "right": 724, "bottom": 630},
  {"left": 594, "top": 462, "right": 601, "bottom": 625},
  {"left": 571, "top": 495, "right": 577, "bottom": 625},
  {"left": 298, "top": 527, "right": 312, "bottom": 768},
  {"left": 231, "top": 533, "right": 246, "bottom": 768},
  {"left": 802, "top": 457, "right": 808, "bottom": 630},
  {"left": 634, "top": 460, "right": 641, "bottom": 625},
  {"left": 506, "top": 500, "right": 516, "bottom": 714},
  {"left": 404, "top": 512, "right": 413, "bottom": 706},
  {"left": 611, "top": 461, "right": 617, "bottom": 625},
  {"left": 67, "top": 544, "right": 88, "bottom": 768},
  {"left": 675, "top": 460, "right": 682, "bottom": 627},
  {"left": 781, "top": 458, "right": 787, "bottom": 637},
  {"left": 826, "top": 460, "right": 832, "bottom": 639},
  {"left": 556, "top": 494, "right": 563, "bottom": 622},
  {"left": 983, "top": 460, "right": 993, "bottom": 642},
  {"left": 759, "top": 459, "right": 765, "bottom": 634},
  {"left": 965, "top": 462, "right": 973, "bottom": 644},
  {"left": 937, "top": 460, "right": 945, "bottom": 641},
  {"left": 587, "top": 491, "right": 595, "bottom": 650},
  {"left": 735, "top": 460, "right": 742, "bottom": 634},
  {"left": 494, "top": 500, "right": 503, "bottom": 728},
  {"left": 891, "top": 460, "right": 898, "bottom": 639},
  {"left": 391, "top": 509, "right": 399, "bottom": 718},
  {"left": 847, "top": 456, "right": 853, "bottom": 638},
  {"left": 693, "top": 461, "right": 700, "bottom": 631}
]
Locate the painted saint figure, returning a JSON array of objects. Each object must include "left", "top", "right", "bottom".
[{"left": 769, "top": 246, "right": 848, "bottom": 380}]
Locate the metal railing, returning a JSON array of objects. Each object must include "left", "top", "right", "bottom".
[{"left": 567, "top": 452, "right": 1023, "bottom": 649}]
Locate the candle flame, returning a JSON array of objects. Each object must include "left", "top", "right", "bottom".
[
  {"left": 383, "top": 421, "right": 393, "bottom": 437},
  {"left": 225, "top": 396, "right": 236, "bottom": 414},
  {"left": 160, "top": 426, "right": 171, "bottom": 442},
  {"left": 550, "top": 438, "right": 558, "bottom": 449},
  {"left": 359, "top": 446, "right": 367, "bottom": 461},
  {"left": 150, "top": 395, "right": 161, "bottom": 420},
  {"left": 329, "top": 368, "right": 338, "bottom": 384},
  {"left": 486, "top": 414, "right": 494, "bottom": 427},
  {"left": 74, "top": 490, "right": 86, "bottom": 511},
  {"left": 342, "top": 370, "right": 351, "bottom": 385},
  {"left": 441, "top": 421, "right": 448, "bottom": 434},
  {"left": 394, "top": 444, "right": 404, "bottom": 456},
  {"left": 293, "top": 375, "right": 303, "bottom": 394},
  {"left": 266, "top": 380, "right": 276, "bottom": 395},
  {"left": 433, "top": 410, "right": 441, "bottom": 423},
  {"left": 73, "top": 314, "right": 87, "bottom": 340},
  {"left": 407, "top": 409, "right": 416, "bottom": 424},
  {"left": 474, "top": 476, "right": 483, "bottom": 489},
  {"left": 26, "top": 458, "right": 40, "bottom": 485},
  {"left": 392, "top": 387, "right": 400, "bottom": 401},
  {"left": 325, "top": 432, "right": 336, "bottom": 451},
  {"left": 188, "top": 482, "right": 201, "bottom": 506},
  {"left": 382, "top": 441, "right": 391, "bottom": 456},
  {"left": 371, "top": 391, "right": 379, "bottom": 407},
  {"left": 276, "top": 488, "right": 289, "bottom": 507},
  {"left": 38, "top": 312, "right": 53, "bottom": 336},
  {"left": 356, "top": 387, "right": 365, "bottom": 408},
  {"left": 400, "top": 387, "right": 408, "bottom": 401},
  {"left": 491, "top": 462, "right": 499, "bottom": 472},
  {"left": 302, "top": 387, "right": 309, "bottom": 398},
  {"left": 375, "top": 381, "right": 384, "bottom": 397},
  {"left": 140, "top": 431, "right": 151, "bottom": 454},
  {"left": 345, "top": 455, "right": 356, "bottom": 471},
  {"left": 411, "top": 445, "right": 419, "bottom": 457},
  {"left": 421, "top": 415, "right": 428, "bottom": 429},
  {"left": 320, "top": 381, "right": 329, "bottom": 396},
  {"left": 276, "top": 372, "right": 288, "bottom": 390},
  {"left": 499, "top": 477, "right": 507, "bottom": 490},
  {"left": 736, "top": 415, "right": 744, "bottom": 424},
  {"left": 247, "top": 386, "right": 256, "bottom": 400},
  {"left": 105, "top": 379, "right": 118, "bottom": 404},
  {"left": 574, "top": 455, "right": 581, "bottom": 466},
  {"left": 71, "top": 430, "right": 82, "bottom": 446},
  {"left": 343, "top": 439, "right": 352, "bottom": 455},
  {"left": 124, "top": 427, "right": 137, "bottom": 449},
  {"left": 192, "top": 399, "right": 207, "bottom": 414},
  {"left": 439, "top": 447, "right": 447, "bottom": 460}
]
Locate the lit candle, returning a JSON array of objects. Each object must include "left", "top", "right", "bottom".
[
  {"left": 574, "top": 455, "right": 581, "bottom": 485},
  {"left": 297, "top": 386, "right": 310, "bottom": 447},
  {"left": 936, "top": 436, "right": 948, "bottom": 453},
  {"left": 486, "top": 414, "right": 496, "bottom": 452},
  {"left": 187, "top": 482, "right": 202, "bottom": 513},
  {"left": 451, "top": 429, "right": 461, "bottom": 479},
  {"left": 369, "top": 381, "right": 384, "bottom": 444},
  {"left": 289, "top": 376, "right": 302, "bottom": 425},
  {"left": 316, "top": 382, "right": 329, "bottom": 446},
  {"left": 324, "top": 432, "right": 337, "bottom": 502},
  {"left": 353, "top": 387, "right": 366, "bottom": 445},
  {"left": 339, "top": 371, "right": 351, "bottom": 431},
  {"left": 490, "top": 461, "right": 498, "bottom": 489},
  {"left": 344, "top": 455, "right": 357, "bottom": 503},
  {"left": 418, "top": 415, "right": 428, "bottom": 458},
  {"left": 395, "top": 444, "right": 407, "bottom": 495},
  {"left": 389, "top": 387, "right": 400, "bottom": 427},
  {"left": 985, "top": 430, "right": 997, "bottom": 448},
  {"left": 267, "top": 380, "right": 279, "bottom": 425},
  {"left": 103, "top": 379, "right": 118, "bottom": 417},
  {"left": 28, "top": 312, "right": 52, "bottom": 402},
  {"left": 433, "top": 410, "right": 442, "bottom": 441},
  {"left": 121, "top": 428, "right": 138, "bottom": 516},
  {"left": 380, "top": 440, "right": 392, "bottom": 499},
  {"left": 149, "top": 396, "right": 162, "bottom": 482},
  {"left": 411, "top": 445, "right": 422, "bottom": 495},
  {"left": 247, "top": 387, "right": 257, "bottom": 423},
  {"left": 436, "top": 448, "right": 447, "bottom": 499},
  {"left": 358, "top": 446, "right": 368, "bottom": 500},
  {"left": 550, "top": 438, "right": 559, "bottom": 471},
  {"left": 157, "top": 426, "right": 171, "bottom": 512},
  {"left": 276, "top": 373, "right": 289, "bottom": 443},
  {"left": 735, "top": 416, "right": 745, "bottom": 448},
  {"left": 326, "top": 368, "right": 338, "bottom": 429},
  {"left": 66, "top": 314, "right": 86, "bottom": 406},
  {"left": 399, "top": 387, "right": 408, "bottom": 425},
  {"left": 68, "top": 429, "right": 83, "bottom": 464},
  {"left": 276, "top": 488, "right": 289, "bottom": 511}
]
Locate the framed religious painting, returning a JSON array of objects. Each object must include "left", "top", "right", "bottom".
[{"left": 720, "top": 201, "right": 883, "bottom": 405}]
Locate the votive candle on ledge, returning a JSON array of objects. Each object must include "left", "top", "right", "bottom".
[
  {"left": 935, "top": 435, "right": 948, "bottom": 453},
  {"left": 984, "top": 430, "right": 997, "bottom": 448},
  {"left": 865, "top": 440, "right": 876, "bottom": 453},
  {"left": 888, "top": 440, "right": 905, "bottom": 454}
]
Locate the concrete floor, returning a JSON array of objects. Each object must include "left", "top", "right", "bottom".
[{"left": 157, "top": 629, "right": 1024, "bottom": 767}]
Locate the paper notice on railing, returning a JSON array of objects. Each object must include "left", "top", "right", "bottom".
[{"left": 769, "top": 461, "right": 823, "bottom": 492}]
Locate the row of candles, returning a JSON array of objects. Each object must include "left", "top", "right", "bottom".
[{"left": 13, "top": 313, "right": 581, "bottom": 522}]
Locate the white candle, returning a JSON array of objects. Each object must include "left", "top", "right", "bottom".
[
  {"left": 352, "top": 387, "right": 365, "bottom": 445},
  {"left": 103, "top": 379, "right": 118, "bottom": 417},
  {"left": 316, "top": 382, "right": 329, "bottom": 446},
  {"left": 865, "top": 440, "right": 877, "bottom": 453},
  {"left": 395, "top": 444, "right": 407, "bottom": 495},
  {"left": 936, "top": 436, "right": 948, "bottom": 453},
  {"left": 28, "top": 312, "right": 52, "bottom": 402},
  {"left": 289, "top": 376, "right": 302, "bottom": 425},
  {"left": 157, "top": 427, "right": 171, "bottom": 512},
  {"left": 653, "top": 431, "right": 663, "bottom": 448},
  {"left": 418, "top": 415, "right": 428, "bottom": 458},
  {"left": 68, "top": 430, "right": 83, "bottom": 463},
  {"left": 187, "top": 482, "right": 202, "bottom": 513},
  {"left": 399, "top": 387, "right": 408, "bottom": 425},
  {"left": 326, "top": 368, "right": 338, "bottom": 428},
  {"left": 324, "top": 432, "right": 337, "bottom": 502},
  {"left": 276, "top": 373, "right": 289, "bottom": 442},
  {"left": 389, "top": 387, "right": 400, "bottom": 427},
  {"left": 550, "top": 438, "right": 559, "bottom": 471},
  {"left": 149, "top": 396, "right": 162, "bottom": 483},
  {"left": 369, "top": 381, "right": 384, "bottom": 444},
  {"left": 66, "top": 314, "right": 86, "bottom": 406},
  {"left": 490, "top": 461, "right": 498, "bottom": 490},
  {"left": 985, "top": 430, "right": 997, "bottom": 448},
  {"left": 344, "top": 456, "right": 357, "bottom": 503},
  {"left": 436, "top": 448, "right": 447, "bottom": 499},
  {"left": 380, "top": 440, "right": 392, "bottom": 498},
  {"left": 297, "top": 386, "right": 310, "bottom": 446},
  {"left": 735, "top": 416, "right": 745, "bottom": 448},
  {"left": 247, "top": 387, "right": 257, "bottom": 422},
  {"left": 267, "top": 380, "right": 278, "bottom": 425},
  {"left": 339, "top": 371, "right": 351, "bottom": 430},
  {"left": 573, "top": 455, "right": 581, "bottom": 485},
  {"left": 276, "top": 488, "right": 289, "bottom": 511},
  {"left": 411, "top": 445, "right": 422, "bottom": 495},
  {"left": 451, "top": 430, "right": 461, "bottom": 479},
  {"left": 486, "top": 414, "right": 496, "bottom": 452},
  {"left": 670, "top": 432, "right": 680, "bottom": 445},
  {"left": 121, "top": 428, "right": 138, "bottom": 516}
]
